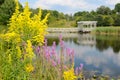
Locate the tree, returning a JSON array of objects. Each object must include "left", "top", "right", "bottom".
[
  {"left": 96, "top": 6, "right": 111, "bottom": 15},
  {"left": 0, "top": 0, "right": 22, "bottom": 25},
  {"left": 103, "top": 16, "right": 114, "bottom": 26},
  {"left": 95, "top": 15, "right": 104, "bottom": 26},
  {"left": 114, "top": 14, "right": 120, "bottom": 26},
  {"left": 0, "top": 0, "right": 4, "bottom": 6},
  {"left": 115, "top": 3, "right": 120, "bottom": 14}
]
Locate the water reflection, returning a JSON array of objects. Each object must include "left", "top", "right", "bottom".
[
  {"left": 46, "top": 33, "right": 120, "bottom": 77},
  {"left": 96, "top": 35, "right": 120, "bottom": 53}
]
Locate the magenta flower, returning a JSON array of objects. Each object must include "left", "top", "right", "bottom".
[
  {"left": 59, "top": 34, "right": 64, "bottom": 48},
  {"left": 51, "top": 41, "right": 56, "bottom": 55},
  {"left": 79, "top": 63, "right": 83, "bottom": 71},
  {"left": 75, "top": 67, "right": 79, "bottom": 75},
  {"left": 44, "top": 39, "right": 47, "bottom": 47},
  {"left": 51, "top": 60, "right": 57, "bottom": 67},
  {"left": 36, "top": 46, "right": 40, "bottom": 53}
]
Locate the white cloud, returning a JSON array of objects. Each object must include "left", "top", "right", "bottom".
[
  {"left": 105, "top": 0, "right": 120, "bottom": 5},
  {"left": 32, "top": 0, "right": 98, "bottom": 13}
]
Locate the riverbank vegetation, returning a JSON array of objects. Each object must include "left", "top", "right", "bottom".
[{"left": 92, "top": 27, "right": 120, "bottom": 35}]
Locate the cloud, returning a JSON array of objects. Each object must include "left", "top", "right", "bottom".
[
  {"left": 20, "top": 0, "right": 119, "bottom": 13},
  {"left": 105, "top": 0, "right": 120, "bottom": 5},
  {"left": 32, "top": 0, "right": 99, "bottom": 13}
]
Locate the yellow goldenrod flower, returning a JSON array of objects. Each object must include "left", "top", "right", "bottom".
[
  {"left": 16, "top": 46, "right": 22, "bottom": 59},
  {"left": 25, "top": 63, "right": 34, "bottom": 73},
  {"left": 24, "top": 40, "right": 35, "bottom": 61},
  {"left": 8, "top": 1, "right": 49, "bottom": 45},
  {"left": 63, "top": 67, "right": 77, "bottom": 80},
  {"left": 0, "top": 32, "right": 21, "bottom": 44}
]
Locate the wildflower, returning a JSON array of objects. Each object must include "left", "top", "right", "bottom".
[
  {"left": 0, "top": 32, "right": 21, "bottom": 43},
  {"left": 8, "top": 1, "right": 49, "bottom": 45},
  {"left": 24, "top": 40, "right": 35, "bottom": 61},
  {"left": 36, "top": 46, "right": 40, "bottom": 53},
  {"left": 51, "top": 41, "right": 56, "bottom": 55},
  {"left": 79, "top": 63, "right": 83, "bottom": 71},
  {"left": 63, "top": 67, "right": 77, "bottom": 80},
  {"left": 25, "top": 63, "right": 34, "bottom": 72},
  {"left": 16, "top": 46, "right": 22, "bottom": 59},
  {"left": 75, "top": 67, "right": 79, "bottom": 76},
  {"left": 59, "top": 34, "right": 64, "bottom": 48},
  {"left": 51, "top": 60, "right": 57, "bottom": 67},
  {"left": 75, "top": 63, "right": 84, "bottom": 77}
]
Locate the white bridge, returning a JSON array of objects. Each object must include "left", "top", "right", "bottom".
[
  {"left": 47, "top": 28, "right": 79, "bottom": 33},
  {"left": 47, "top": 21, "right": 97, "bottom": 33}
]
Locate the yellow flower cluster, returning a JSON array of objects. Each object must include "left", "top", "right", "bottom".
[
  {"left": 8, "top": 0, "right": 49, "bottom": 45},
  {"left": 0, "top": 32, "right": 21, "bottom": 44},
  {"left": 24, "top": 40, "right": 35, "bottom": 61},
  {"left": 63, "top": 67, "right": 77, "bottom": 80},
  {"left": 16, "top": 46, "right": 22, "bottom": 59},
  {"left": 25, "top": 63, "right": 34, "bottom": 73}
]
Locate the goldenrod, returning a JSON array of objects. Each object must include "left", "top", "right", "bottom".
[
  {"left": 8, "top": 0, "right": 49, "bottom": 44},
  {"left": 63, "top": 67, "right": 77, "bottom": 80},
  {"left": 25, "top": 63, "right": 34, "bottom": 73}
]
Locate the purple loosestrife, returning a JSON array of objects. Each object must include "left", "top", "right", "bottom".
[
  {"left": 75, "top": 67, "right": 79, "bottom": 76},
  {"left": 35, "top": 46, "right": 40, "bottom": 55},
  {"left": 59, "top": 34, "right": 64, "bottom": 48},
  {"left": 51, "top": 41, "right": 56, "bottom": 55},
  {"left": 79, "top": 63, "right": 83, "bottom": 71},
  {"left": 75, "top": 63, "right": 84, "bottom": 76},
  {"left": 51, "top": 59, "right": 57, "bottom": 67},
  {"left": 44, "top": 39, "right": 47, "bottom": 48}
]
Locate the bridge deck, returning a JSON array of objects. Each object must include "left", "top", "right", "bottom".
[{"left": 47, "top": 28, "right": 94, "bottom": 33}]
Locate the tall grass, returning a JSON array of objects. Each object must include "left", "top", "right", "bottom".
[{"left": 92, "top": 27, "right": 120, "bottom": 35}]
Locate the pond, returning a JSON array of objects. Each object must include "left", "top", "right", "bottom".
[{"left": 46, "top": 33, "right": 120, "bottom": 78}]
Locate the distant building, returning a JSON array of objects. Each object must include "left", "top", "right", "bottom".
[{"left": 77, "top": 21, "right": 97, "bottom": 32}]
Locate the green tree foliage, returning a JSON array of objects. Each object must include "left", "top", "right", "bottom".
[
  {"left": 114, "top": 14, "right": 120, "bottom": 26},
  {"left": 115, "top": 3, "right": 120, "bottom": 13},
  {"left": 95, "top": 15, "right": 104, "bottom": 26},
  {"left": 0, "top": 0, "right": 22, "bottom": 25},
  {"left": 103, "top": 16, "right": 114, "bottom": 26},
  {"left": 0, "top": 0, "right": 4, "bottom": 5},
  {"left": 96, "top": 6, "right": 111, "bottom": 15},
  {"left": 74, "top": 3, "right": 120, "bottom": 26}
]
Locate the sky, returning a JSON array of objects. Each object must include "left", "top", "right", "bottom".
[{"left": 19, "top": 0, "right": 120, "bottom": 14}]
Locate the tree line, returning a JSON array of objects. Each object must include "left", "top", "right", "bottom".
[
  {"left": 0, "top": 0, "right": 120, "bottom": 27},
  {"left": 74, "top": 4, "right": 120, "bottom": 26}
]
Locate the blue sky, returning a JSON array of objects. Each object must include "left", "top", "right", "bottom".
[{"left": 19, "top": 0, "right": 120, "bottom": 14}]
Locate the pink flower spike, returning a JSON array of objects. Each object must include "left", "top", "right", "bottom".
[
  {"left": 63, "top": 65, "right": 68, "bottom": 70},
  {"left": 44, "top": 39, "right": 47, "bottom": 47},
  {"left": 59, "top": 34, "right": 62, "bottom": 41},
  {"left": 36, "top": 46, "right": 40, "bottom": 53},
  {"left": 75, "top": 67, "right": 79, "bottom": 75},
  {"left": 66, "top": 48, "right": 71, "bottom": 56},
  {"left": 79, "top": 63, "right": 83, "bottom": 71},
  {"left": 53, "top": 41, "right": 56, "bottom": 48},
  {"left": 52, "top": 60, "right": 57, "bottom": 67},
  {"left": 60, "top": 40, "right": 64, "bottom": 48}
]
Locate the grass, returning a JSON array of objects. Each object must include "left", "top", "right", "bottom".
[
  {"left": 92, "top": 26, "right": 120, "bottom": 35},
  {"left": 48, "top": 19, "right": 76, "bottom": 28}
]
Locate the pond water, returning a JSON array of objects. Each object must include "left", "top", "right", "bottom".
[{"left": 46, "top": 33, "right": 120, "bottom": 78}]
